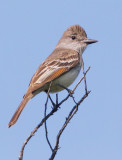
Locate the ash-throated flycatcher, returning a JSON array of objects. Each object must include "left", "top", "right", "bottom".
[{"left": 8, "top": 25, "right": 97, "bottom": 127}]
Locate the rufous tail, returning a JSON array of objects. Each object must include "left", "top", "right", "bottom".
[{"left": 8, "top": 94, "right": 33, "bottom": 128}]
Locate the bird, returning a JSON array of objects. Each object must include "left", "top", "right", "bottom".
[{"left": 8, "top": 25, "right": 97, "bottom": 128}]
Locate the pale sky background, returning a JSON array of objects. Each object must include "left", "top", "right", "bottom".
[{"left": 1, "top": 0, "right": 122, "bottom": 160}]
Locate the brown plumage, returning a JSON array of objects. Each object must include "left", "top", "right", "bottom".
[
  {"left": 8, "top": 93, "right": 33, "bottom": 127},
  {"left": 8, "top": 49, "right": 79, "bottom": 128},
  {"left": 65, "top": 25, "right": 87, "bottom": 37},
  {"left": 8, "top": 24, "right": 97, "bottom": 128}
]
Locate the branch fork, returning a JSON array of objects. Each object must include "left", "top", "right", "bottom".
[{"left": 19, "top": 57, "right": 91, "bottom": 160}]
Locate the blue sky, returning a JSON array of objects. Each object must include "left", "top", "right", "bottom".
[{"left": 1, "top": 0, "right": 122, "bottom": 160}]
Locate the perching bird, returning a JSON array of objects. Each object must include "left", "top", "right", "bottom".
[{"left": 8, "top": 25, "right": 97, "bottom": 128}]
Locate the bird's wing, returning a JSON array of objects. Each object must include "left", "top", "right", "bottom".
[{"left": 27, "top": 48, "right": 79, "bottom": 94}]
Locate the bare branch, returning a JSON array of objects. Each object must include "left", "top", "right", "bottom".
[
  {"left": 49, "top": 90, "right": 91, "bottom": 160},
  {"left": 19, "top": 93, "right": 59, "bottom": 159},
  {"left": 49, "top": 56, "right": 90, "bottom": 159},
  {"left": 19, "top": 57, "right": 90, "bottom": 160},
  {"left": 81, "top": 56, "right": 88, "bottom": 94},
  {"left": 44, "top": 82, "right": 53, "bottom": 151},
  {"left": 72, "top": 66, "right": 90, "bottom": 92}
]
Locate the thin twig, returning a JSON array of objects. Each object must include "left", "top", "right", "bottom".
[
  {"left": 49, "top": 90, "right": 91, "bottom": 160},
  {"left": 19, "top": 60, "right": 90, "bottom": 160},
  {"left": 58, "top": 94, "right": 70, "bottom": 106},
  {"left": 72, "top": 66, "right": 90, "bottom": 92},
  {"left": 19, "top": 108, "right": 56, "bottom": 160},
  {"left": 44, "top": 82, "right": 53, "bottom": 151},
  {"left": 81, "top": 56, "right": 88, "bottom": 94},
  {"left": 19, "top": 87, "right": 60, "bottom": 160},
  {"left": 58, "top": 66, "right": 90, "bottom": 107},
  {"left": 49, "top": 57, "right": 90, "bottom": 159}
]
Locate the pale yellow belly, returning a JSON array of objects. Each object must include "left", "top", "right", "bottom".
[{"left": 43, "top": 64, "right": 81, "bottom": 93}]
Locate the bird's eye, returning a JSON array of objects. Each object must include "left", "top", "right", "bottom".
[{"left": 71, "top": 36, "right": 76, "bottom": 40}]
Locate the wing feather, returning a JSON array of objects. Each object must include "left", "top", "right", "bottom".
[{"left": 27, "top": 48, "right": 79, "bottom": 95}]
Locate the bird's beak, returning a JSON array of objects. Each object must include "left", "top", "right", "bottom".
[{"left": 83, "top": 39, "right": 98, "bottom": 44}]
